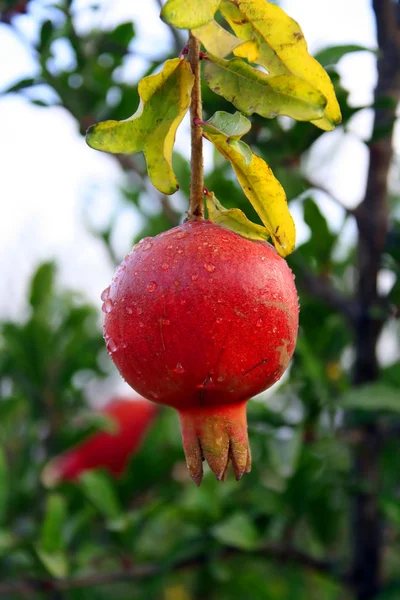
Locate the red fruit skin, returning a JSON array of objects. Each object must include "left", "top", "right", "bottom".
[
  {"left": 42, "top": 397, "right": 157, "bottom": 485},
  {"left": 103, "top": 221, "right": 299, "bottom": 483}
]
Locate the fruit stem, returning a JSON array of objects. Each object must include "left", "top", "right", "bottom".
[{"left": 187, "top": 32, "right": 204, "bottom": 221}]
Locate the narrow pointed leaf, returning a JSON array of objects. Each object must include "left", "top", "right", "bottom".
[
  {"left": 206, "top": 191, "right": 270, "bottom": 241},
  {"left": 203, "top": 130, "right": 295, "bottom": 256},
  {"left": 220, "top": 0, "right": 341, "bottom": 130},
  {"left": 161, "top": 0, "right": 221, "bottom": 29},
  {"left": 204, "top": 54, "right": 326, "bottom": 122},
  {"left": 86, "top": 59, "right": 194, "bottom": 194},
  {"left": 192, "top": 20, "right": 245, "bottom": 57}
]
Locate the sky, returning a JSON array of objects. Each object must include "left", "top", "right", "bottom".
[{"left": 1, "top": 0, "right": 397, "bottom": 369}]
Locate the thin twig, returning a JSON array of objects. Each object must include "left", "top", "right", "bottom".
[
  {"left": 0, "top": 544, "right": 349, "bottom": 597},
  {"left": 187, "top": 32, "right": 205, "bottom": 220}
]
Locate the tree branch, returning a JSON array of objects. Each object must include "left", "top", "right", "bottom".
[
  {"left": 350, "top": 2, "right": 400, "bottom": 599},
  {"left": 0, "top": 545, "right": 348, "bottom": 597}
]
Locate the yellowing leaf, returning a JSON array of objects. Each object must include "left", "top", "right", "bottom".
[
  {"left": 206, "top": 191, "right": 270, "bottom": 242},
  {"left": 202, "top": 113, "right": 295, "bottom": 256},
  {"left": 192, "top": 20, "right": 245, "bottom": 57},
  {"left": 204, "top": 54, "right": 326, "bottom": 123},
  {"left": 161, "top": 0, "right": 221, "bottom": 29},
  {"left": 220, "top": 0, "right": 341, "bottom": 130},
  {"left": 86, "top": 58, "right": 194, "bottom": 195}
]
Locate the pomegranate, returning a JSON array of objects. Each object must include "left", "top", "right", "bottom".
[
  {"left": 42, "top": 397, "right": 157, "bottom": 485},
  {"left": 102, "top": 221, "right": 298, "bottom": 484}
]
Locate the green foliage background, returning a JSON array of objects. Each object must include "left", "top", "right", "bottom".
[{"left": 0, "top": 1, "right": 399, "bottom": 599}]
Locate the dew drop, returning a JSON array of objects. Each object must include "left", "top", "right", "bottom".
[
  {"left": 134, "top": 271, "right": 138, "bottom": 276},
  {"left": 137, "top": 307, "right": 143, "bottom": 315},
  {"left": 161, "top": 318, "right": 170, "bottom": 325},
  {"left": 139, "top": 322, "right": 144, "bottom": 328},
  {"left": 143, "top": 242, "right": 153, "bottom": 251},
  {"left": 256, "top": 318, "right": 263, "bottom": 328},
  {"left": 161, "top": 263, "right": 169, "bottom": 271},
  {"left": 106, "top": 338, "right": 117, "bottom": 353},
  {"left": 126, "top": 307, "right": 133, "bottom": 315},
  {"left": 176, "top": 248, "right": 184, "bottom": 254},
  {"left": 102, "top": 298, "right": 113, "bottom": 314},
  {"left": 174, "top": 363, "right": 185, "bottom": 374},
  {"left": 204, "top": 263, "right": 216, "bottom": 273},
  {"left": 191, "top": 273, "right": 199, "bottom": 281},
  {"left": 176, "top": 230, "right": 189, "bottom": 239},
  {"left": 217, "top": 376, "right": 224, "bottom": 382},
  {"left": 174, "top": 280, "right": 180, "bottom": 287},
  {"left": 100, "top": 286, "right": 110, "bottom": 302},
  {"left": 216, "top": 317, "right": 223, "bottom": 324},
  {"left": 147, "top": 281, "right": 157, "bottom": 293},
  {"left": 261, "top": 256, "right": 266, "bottom": 261}
]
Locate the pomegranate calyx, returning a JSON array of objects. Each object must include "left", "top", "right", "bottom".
[{"left": 178, "top": 401, "right": 251, "bottom": 486}]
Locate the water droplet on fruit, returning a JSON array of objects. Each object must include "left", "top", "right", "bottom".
[
  {"left": 139, "top": 237, "right": 150, "bottom": 244},
  {"left": 191, "top": 273, "right": 199, "bottom": 281},
  {"left": 176, "top": 230, "right": 189, "bottom": 239},
  {"left": 261, "top": 256, "right": 266, "bottom": 261},
  {"left": 174, "top": 363, "right": 185, "bottom": 374},
  {"left": 161, "top": 263, "right": 169, "bottom": 270},
  {"left": 216, "top": 317, "right": 223, "bottom": 324},
  {"left": 256, "top": 318, "right": 263, "bottom": 328},
  {"left": 139, "top": 322, "right": 144, "bottom": 328},
  {"left": 217, "top": 376, "right": 224, "bottom": 382},
  {"left": 147, "top": 281, "right": 157, "bottom": 293},
  {"left": 106, "top": 338, "right": 117, "bottom": 353},
  {"left": 143, "top": 242, "right": 153, "bottom": 251},
  {"left": 102, "top": 298, "right": 113, "bottom": 313},
  {"left": 137, "top": 307, "right": 143, "bottom": 315},
  {"left": 174, "top": 280, "right": 180, "bottom": 287},
  {"left": 134, "top": 271, "right": 138, "bottom": 276},
  {"left": 126, "top": 307, "right": 133, "bottom": 315},
  {"left": 100, "top": 286, "right": 110, "bottom": 301},
  {"left": 161, "top": 318, "right": 170, "bottom": 325},
  {"left": 204, "top": 263, "right": 215, "bottom": 273},
  {"left": 177, "top": 248, "right": 184, "bottom": 255}
]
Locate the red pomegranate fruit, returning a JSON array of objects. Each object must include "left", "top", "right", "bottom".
[
  {"left": 102, "top": 221, "right": 298, "bottom": 484},
  {"left": 42, "top": 397, "right": 157, "bottom": 485}
]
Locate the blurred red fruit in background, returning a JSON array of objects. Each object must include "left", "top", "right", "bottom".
[{"left": 42, "top": 397, "right": 158, "bottom": 486}]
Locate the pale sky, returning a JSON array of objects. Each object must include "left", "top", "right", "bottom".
[{"left": 0, "top": 0, "right": 380, "bottom": 323}]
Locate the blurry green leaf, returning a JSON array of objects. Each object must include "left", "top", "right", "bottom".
[
  {"left": 193, "top": 20, "right": 244, "bottom": 57},
  {"left": 212, "top": 512, "right": 260, "bottom": 550},
  {"left": 3, "top": 77, "right": 36, "bottom": 94},
  {"left": 340, "top": 384, "right": 400, "bottom": 412},
  {"left": 302, "top": 197, "right": 336, "bottom": 262},
  {"left": 29, "top": 262, "right": 56, "bottom": 308},
  {"left": 79, "top": 471, "right": 121, "bottom": 520},
  {"left": 219, "top": 0, "right": 341, "bottom": 130},
  {"left": 204, "top": 55, "right": 326, "bottom": 122},
  {"left": 314, "top": 44, "right": 376, "bottom": 68},
  {"left": 39, "top": 20, "right": 54, "bottom": 51},
  {"left": 107, "top": 22, "right": 135, "bottom": 47},
  {"left": 203, "top": 127, "right": 296, "bottom": 256},
  {"left": 0, "top": 449, "right": 7, "bottom": 524},
  {"left": 86, "top": 58, "right": 194, "bottom": 194},
  {"left": 161, "top": 0, "right": 221, "bottom": 29},
  {"left": 206, "top": 191, "right": 270, "bottom": 241},
  {"left": 39, "top": 494, "right": 67, "bottom": 554},
  {"left": 36, "top": 549, "right": 68, "bottom": 578}
]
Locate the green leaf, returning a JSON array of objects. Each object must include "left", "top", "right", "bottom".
[
  {"left": 212, "top": 512, "right": 260, "bottom": 550},
  {"left": 206, "top": 191, "right": 270, "bottom": 241},
  {"left": 340, "top": 384, "right": 400, "bottom": 412},
  {"left": 161, "top": 0, "right": 221, "bottom": 29},
  {"left": 29, "top": 262, "right": 56, "bottom": 309},
  {"left": 86, "top": 58, "right": 194, "bottom": 194},
  {"left": 36, "top": 494, "right": 68, "bottom": 578},
  {"left": 192, "top": 20, "right": 245, "bottom": 57},
  {"left": 314, "top": 44, "right": 376, "bottom": 68},
  {"left": 219, "top": 0, "right": 341, "bottom": 130},
  {"left": 204, "top": 54, "right": 327, "bottom": 123},
  {"left": 201, "top": 111, "right": 252, "bottom": 164},
  {"left": 39, "top": 494, "right": 67, "bottom": 554},
  {"left": 0, "top": 449, "right": 7, "bottom": 524},
  {"left": 203, "top": 122, "right": 296, "bottom": 256},
  {"left": 79, "top": 472, "right": 121, "bottom": 520}
]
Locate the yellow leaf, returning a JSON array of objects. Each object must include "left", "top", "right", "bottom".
[
  {"left": 161, "top": 0, "right": 221, "bottom": 29},
  {"left": 206, "top": 191, "right": 270, "bottom": 241},
  {"left": 220, "top": 0, "right": 341, "bottom": 131},
  {"left": 192, "top": 20, "right": 245, "bottom": 58},
  {"left": 203, "top": 131, "right": 296, "bottom": 256},
  {"left": 86, "top": 59, "right": 194, "bottom": 195}
]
